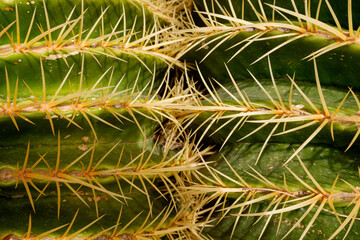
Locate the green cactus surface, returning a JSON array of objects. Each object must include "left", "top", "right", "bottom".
[{"left": 1, "top": 0, "right": 360, "bottom": 240}]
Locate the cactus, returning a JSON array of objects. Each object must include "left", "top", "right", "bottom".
[
  {"left": 1, "top": 0, "right": 360, "bottom": 239},
  {"left": 179, "top": 0, "right": 360, "bottom": 239},
  {"left": 0, "top": 0, "right": 201, "bottom": 238}
]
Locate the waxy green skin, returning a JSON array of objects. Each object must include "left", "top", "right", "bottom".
[
  {"left": 0, "top": 50, "right": 168, "bottom": 98},
  {"left": 0, "top": 0, "right": 169, "bottom": 98},
  {"left": 182, "top": 1, "right": 360, "bottom": 239},
  {"left": 0, "top": 0, "right": 160, "bottom": 46},
  {"left": 193, "top": 0, "right": 360, "bottom": 29},
  {"left": 3, "top": 0, "right": 360, "bottom": 239},
  {"left": 205, "top": 142, "right": 360, "bottom": 193},
  {"left": 0, "top": 100, "right": 165, "bottom": 178},
  {"left": 204, "top": 202, "right": 359, "bottom": 240},
  {"left": 189, "top": 78, "right": 360, "bottom": 148},
  {"left": 0, "top": 0, "right": 183, "bottom": 239},
  {"left": 0, "top": 183, "right": 174, "bottom": 238},
  {"left": 0, "top": 0, "right": 170, "bottom": 182},
  {"left": 185, "top": 29, "right": 360, "bottom": 89},
  {"left": 0, "top": 104, "right": 161, "bottom": 149},
  {"left": 0, "top": 138, "right": 169, "bottom": 187},
  {"left": 201, "top": 142, "right": 360, "bottom": 239},
  {"left": 190, "top": 0, "right": 360, "bottom": 90}
]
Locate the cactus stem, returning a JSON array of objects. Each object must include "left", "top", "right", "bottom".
[
  {"left": 190, "top": 3, "right": 360, "bottom": 66},
  {"left": 0, "top": 3, "right": 184, "bottom": 67},
  {"left": 0, "top": 65, "right": 160, "bottom": 134},
  {"left": 13, "top": 200, "right": 201, "bottom": 240},
  {"left": 187, "top": 150, "right": 360, "bottom": 239},
  {"left": 0, "top": 134, "right": 210, "bottom": 216},
  {"left": 185, "top": 59, "right": 360, "bottom": 163}
]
